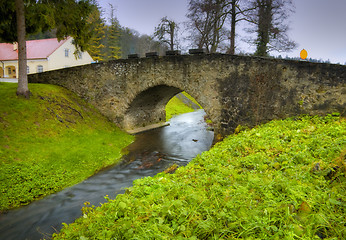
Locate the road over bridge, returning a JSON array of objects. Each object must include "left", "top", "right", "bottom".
[{"left": 29, "top": 54, "right": 345, "bottom": 138}]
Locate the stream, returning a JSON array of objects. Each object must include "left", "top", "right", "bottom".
[{"left": 0, "top": 109, "right": 214, "bottom": 240}]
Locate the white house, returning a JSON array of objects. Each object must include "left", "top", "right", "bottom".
[{"left": 0, "top": 37, "right": 94, "bottom": 78}]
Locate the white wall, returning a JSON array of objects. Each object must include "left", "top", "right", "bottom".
[
  {"left": 27, "top": 59, "right": 48, "bottom": 74},
  {"left": 48, "top": 38, "right": 94, "bottom": 71}
]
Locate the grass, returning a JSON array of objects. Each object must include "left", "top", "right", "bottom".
[
  {"left": 0, "top": 83, "right": 134, "bottom": 212},
  {"left": 165, "top": 92, "right": 199, "bottom": 121},
  {"left": 53, "top": 114, "right": 345, "bottom": 239}
]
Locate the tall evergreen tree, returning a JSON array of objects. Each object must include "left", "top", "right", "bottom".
[
  {"left": 86, "top": 5, "right": 106, "bottom": 61},
  {"left": 106, "top": 4, "right": 121, "bottom": 60}
]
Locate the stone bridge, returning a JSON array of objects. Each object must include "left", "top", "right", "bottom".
[{"left": 29, "top": 54, "right": 345, "bottom": 138}]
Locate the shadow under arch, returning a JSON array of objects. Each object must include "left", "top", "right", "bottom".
[
  {"left": 123, "top": 84, "right": 213, "bottom": 135},
  {"left": 123, "top": 85, "right": 182, "bottom": 131}
]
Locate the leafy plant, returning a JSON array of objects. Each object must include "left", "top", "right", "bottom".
[
  {"left": 53, "top": 114, "right": 345, "bottom": 239},
  {"left": 165, "top": 92, "right": 200, "bottom": 121}
]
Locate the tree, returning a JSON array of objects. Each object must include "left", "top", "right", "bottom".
[
  {"left": 0, "top": 0, "right": 95, "bottom": 98},
  {"left": 154, "top": 17, "right": 179, "bottom": 51},
  {"left": 186, "top": 0, "right": 257, "bottom": 54},
  {"left": 187, "top": 0, "right": 253, "bottom": 53},
  {"left": 254, "top": 0, "right": 272, "bottom": 56},
  {"left": 15, "top": 0, "right": 29, "bottom": 98},
  {"left": 228, "top": 0, "right": 238, "bottom": 54},
  {"left": 1, "top": 0, "right": 49, "bottom": 98},
  {"left": 136, "top": 34, "right": 167, "bottom": 56},
  {"left": 106, "top": 4, "right": 122, "bottom": 60},
  {"left": 86, "top": 5, "right": 106, "bottom": 61},
  {"left": 187, "top": 0, "right": 229, "bottom": 53},
  {"left": 118, "top": 27, "right": 167, "bottom": 58},
  {"left": 244, "top": 0, "right": 296, "bottom": 56},
  {"left": 119, "top": 27, "right": 138, "bottom": 58},
  {"left": 53, "top": 0, "right": 95, "bottom": 53},
  {"left": 226, "top": 0, "right": 256, "bottom": 54},
  {"left": 27, "top": 29, "right": 57, "bottom": 40}
]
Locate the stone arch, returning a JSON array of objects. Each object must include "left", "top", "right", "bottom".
[
  {"left": 123, "top": 85, "right": 182, "bottom": 130},
  {"left": 122, "top": 84, "right": 215, "bottom": 133}
]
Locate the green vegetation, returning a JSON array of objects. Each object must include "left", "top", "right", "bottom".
[
  {"left": 0, "top": 83, "right": 134, "bottom": 211},
  {"left": 53, "top": 114, "right": 345, "bottom": 239},
  {"left": 165, "top": 92, "right": 200, "bottom": 121},
  {"left": 183, "top": 91, "right": 202, "bottom": 109}
]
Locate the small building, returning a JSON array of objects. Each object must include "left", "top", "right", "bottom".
[{"left": 0, "top": 37, "right": 94, "bottom": 78}]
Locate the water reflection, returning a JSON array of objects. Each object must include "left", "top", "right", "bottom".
[{"left": 0, "top": 109, "right": 214, "bottom": 240}]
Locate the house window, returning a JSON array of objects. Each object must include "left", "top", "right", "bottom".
[
  {"left": 37, "top": 65, "right": 43, "bottom": 73},
  {"left": 65, "top": 49, "right": 69, "bottom": 57},
  {"left": 8, "top": 68, "right": 11, "bottom": 75},
  {"left": 27, "top": 66, "right": 29, "bottom": 74}
]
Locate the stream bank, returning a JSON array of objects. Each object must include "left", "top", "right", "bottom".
[{"left": 0, "top": 109, "right": 214, "bottom": 239}]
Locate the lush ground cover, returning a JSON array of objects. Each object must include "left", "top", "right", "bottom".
[
  {"left": 54, "top": 114, "right": 345, "bottom": 239},
  {"left": 165, "top": 92, "right": 200, "bottom": 121},
  {"left": 0, "top": 83, "right": 134, "bottom": 211}
]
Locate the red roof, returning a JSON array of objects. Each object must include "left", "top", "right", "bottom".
[{"left": 0, "top": 37, "right": 69, "bottom": 61}]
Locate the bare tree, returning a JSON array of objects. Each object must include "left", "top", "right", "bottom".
[
  {"left": 228, "top": 0, "right": 238, "bottom": 54},
  {"left": 244, "top": 0, "right": 296, "bottom": 56},
  {"left": 154, "top": 17, "right": 179, "bottom": 51},
  {"left": 187, "top": 0, "right": 229, "bottom": 53},
  {"left": 186, "top": 0, "right": 254, "bottom": 54},
  {"left": 226, "top": 0, "right": 256, "bottom": 54}
]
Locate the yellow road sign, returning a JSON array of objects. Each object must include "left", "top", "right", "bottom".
[{"left": 300, "top": 49, "right": 308, "bottom": 60}]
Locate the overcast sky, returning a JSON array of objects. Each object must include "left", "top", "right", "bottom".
[{"left": 98, "top": 0, "right": 346, "bottom": 64}]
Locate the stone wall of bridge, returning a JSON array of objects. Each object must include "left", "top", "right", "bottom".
[{"left": 29, "top": 54, "right": 346, "bottom": 138}]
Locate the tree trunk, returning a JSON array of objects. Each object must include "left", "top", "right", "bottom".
[
  {"left": 170, "top": 23, "right": 174, "bottom": 51},
  {"left": 210, "top": 21, "right": 218, "bottom": 53},
  {"left": 15, "top": 0, "right": 30, "bottom": 98},
  {"left": 228, "top": 0, "right": 236, "bottom": 55}
]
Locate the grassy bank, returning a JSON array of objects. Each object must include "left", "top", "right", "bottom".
[
  {"left": 165, "top": 92, "right": 199, "bottom": 121},
  {"left": 0, "top": 83, "right": 134, "bottom": 211},
  {"left": 54, "top": 114, "right": 345, "bottom": 239}
]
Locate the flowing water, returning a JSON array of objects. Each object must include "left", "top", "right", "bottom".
[{"left": 0, "top": 109, "right": 214, "bottom": 240}]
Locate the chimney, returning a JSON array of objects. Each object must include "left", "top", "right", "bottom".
[{"left": 13, "top": 42, "right": 18, "bottom": 51}]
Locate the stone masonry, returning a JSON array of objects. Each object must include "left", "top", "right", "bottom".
[{"left": 29, "top": 54, "right": 346, "bottom": 138}]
